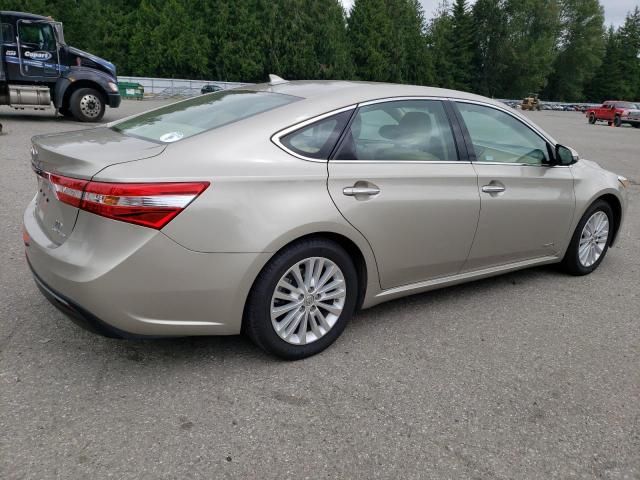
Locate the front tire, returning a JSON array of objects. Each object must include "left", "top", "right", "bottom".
[
  {"left": 560, "top": 200, "right": 614, "bottom": 276},
  {"left": 244, "top": 238, "right": 358, "bottom": 360},
  {"left": 614, "top": 116, "right": 622, "bottom": 127},
  {"left": 69, "top": 88, "right": 105, "bottom": 122}
]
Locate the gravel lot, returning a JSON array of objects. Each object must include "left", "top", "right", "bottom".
[{"left": 1, "top": 101, "right": 638, "bottom": 479}]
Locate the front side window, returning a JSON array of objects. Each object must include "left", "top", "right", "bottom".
[
  {"left": 334, "top": 100, "right": 458, "bottom": 161},
  {"left": 19, "top": 22, "right": 56, "bottom": 50},
  {"left": 113, "top": 90, "right": 299, "bottom": 143},
  {"left": 280, "top": 110, "right": 352, "bottom": 159},
  {"left": 456, "top": 102, "right": 550, "bottom": 165}
]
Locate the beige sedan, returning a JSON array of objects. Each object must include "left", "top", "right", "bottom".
[{"left": 24, "top": 79, "right": 629, "bottom": 359}]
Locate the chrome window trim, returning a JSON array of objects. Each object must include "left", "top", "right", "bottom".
[
  {"left": 271, "top": 105, "right": 357, "bottom": 163},
  {"left": 271, "top": 96, "right": 565, "bottom": 166},
  {"left": 330, "top": 160, "right": 471, "bottom": 165},
  {"left": 358, "top": 96, "right": 449, "bottom": 106},
  {"left": 473, "top": 162, "right": 569, "bottom": 168}
]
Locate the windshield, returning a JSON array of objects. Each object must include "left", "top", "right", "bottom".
[{"left": 112, "top": 90, "right": 300, "bottom": 143}]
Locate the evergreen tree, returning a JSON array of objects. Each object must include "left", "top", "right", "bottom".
[
  {"left": 449, "top": 0, "right": 474, "bottom": 91},
  {"left": 499, "top": 0, "right": 561, "bottom": 98},
  {"left": 427, "top": 2, "right": 455, "bottom": 88},
  {"left": 129, "top": 0, "right": 210, "bottom": 78},
  {"left": 617, "top": 7, "right": 640, "bottom": 100},
  {"left": 347, "top": 0, "right": 395, "bottom": 82},
  {"left": 472, "top": 0, "right": 509, "bottom": 97},
  {"left": 544, "top": 0, "right": 605, "bottom": 101}
]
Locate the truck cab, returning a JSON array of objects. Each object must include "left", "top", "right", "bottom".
[{"left": 0, "top": 11, "right": 120, "bottom": 122}]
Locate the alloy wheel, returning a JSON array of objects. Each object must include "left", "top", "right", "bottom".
[
  {"left": 270, "top": 257, "right": 346, "bottom": 345},
  {"left": 578, "top": 211, "right": 609, "bottom": 267}
]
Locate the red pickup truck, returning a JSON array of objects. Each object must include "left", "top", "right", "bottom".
[{"left": 586, "top": 101, "right": 640, "bottom": 128}]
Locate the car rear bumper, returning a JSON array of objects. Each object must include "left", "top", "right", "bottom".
[
  {"left": 29, "top": 260, "right": 139, "bottom": 338},
  {"left": 24, "top": 198, "right": 269, "bottom": 337}
]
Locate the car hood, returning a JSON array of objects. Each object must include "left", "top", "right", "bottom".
[{"left": 67, "top": 46, "right": 117, "bottom": 77}]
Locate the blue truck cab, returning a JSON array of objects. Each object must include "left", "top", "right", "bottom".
[{"left": 0, "top": 11, "right": 120, "bottom": 122}]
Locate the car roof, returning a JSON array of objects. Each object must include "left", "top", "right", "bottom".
[{"left": 246, "top": 80, "right": 500, "bottom": 109}]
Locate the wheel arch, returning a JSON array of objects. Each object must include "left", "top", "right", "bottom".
[
  {"left": 596, "top": 193, "right": 623, "bottom": 246},
  {"left": 241, "top": 230, "right": 377, "bottom": 333},
  {"left": 59, "top": 79, "right": 108, "bottom": 110}
]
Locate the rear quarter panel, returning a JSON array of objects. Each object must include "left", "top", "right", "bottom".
[{"left": 94, "top": 117, "right": 383, "bottom": 301}]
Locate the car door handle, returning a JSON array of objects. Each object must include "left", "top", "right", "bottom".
[
  {"left": 343, "top": 186, "right": 381, "bottom": 196},
  {"left": 481, "top": 185, "right": 506, "bottom": 194}
]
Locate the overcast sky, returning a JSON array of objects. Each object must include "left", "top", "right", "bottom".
[{"left": 339, "top": 0, "right": 638, "bottom": 27}]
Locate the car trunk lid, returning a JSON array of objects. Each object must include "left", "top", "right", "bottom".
[{"left": 31, "top": 127, "right": 166, "bottom": 245}]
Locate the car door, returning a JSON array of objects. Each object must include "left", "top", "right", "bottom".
[
  {"left": 327, "top": 99, "right": 480, "bottom": 290},
  {"left": 17, "top": 20, "right": 60, "bottom": 79},
  {"left": 453, "top": 101, "right": 575, "bottom": 272}
]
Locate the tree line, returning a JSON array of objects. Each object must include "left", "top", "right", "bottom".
[{"left": 2, "top": 0, "right": 640, "bottom": 102}]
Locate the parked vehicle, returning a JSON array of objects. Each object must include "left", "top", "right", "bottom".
[
  {"left": 586, "top": 101, "right": 640, "bottom": 128},
  {"left": 24, "top": 78, "right": 629, "bottom": 359},
  {"left": 0, "top": 11, "right": 120, "bottom": 122},
  {"left": 521, "top": 93, "right": 541, "bottom": 111},
  {"left": 201, "top": 84, "right": 222, "bottom": 95}
]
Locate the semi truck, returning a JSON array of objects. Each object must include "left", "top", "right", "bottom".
[{"left": 0, "top": 11, "right": 120, "bottom": 123}]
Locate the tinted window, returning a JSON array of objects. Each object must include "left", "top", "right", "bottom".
[
  {"left": 113, "top": 90, "right": 299, "bottom": 143},
  {"left": 334, "top": 100, "right": 457, "bottom": 161},
  {"left": 457, "top": 102, "right": 549, "bottom": 165},
  {"left": 19, "top": 22, "right": 56, "bottom": 50},
  {"left": 1, "top": 23, "right": 14, "bottom": 43},
  {"left": 280, "top": 110, "right": 352, "bottom": 159}
]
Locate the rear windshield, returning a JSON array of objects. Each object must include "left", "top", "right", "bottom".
[{"left": 112, "top": 90, "right": 299, "bottom": 143}]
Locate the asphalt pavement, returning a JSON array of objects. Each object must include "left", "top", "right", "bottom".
[{"left": 0, "top": 101, "right": 638, "bottom": 479}]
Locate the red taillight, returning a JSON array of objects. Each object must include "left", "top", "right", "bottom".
[
  {"left": 48, "top": 173, "right": 88, "bottom": 207},
  {"left": 40, "top": 171, "right": 209, "bottom": 229},
  {"left": 80, "top": 180, "right": 209, "bottom": 229}
]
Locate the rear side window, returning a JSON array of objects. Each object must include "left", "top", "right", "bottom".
[
  {"left": 334, "top": 100, "right": 458, "bottom": 161},
  {"left": 113, "top": 90, "right": 299, "bottom": 143},
  {"left": 279, "top": 110, "right": 353, "bottom": 159}
]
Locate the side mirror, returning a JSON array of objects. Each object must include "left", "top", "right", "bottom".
[{"left": 555, "top": 144, "right": 579, "bottom": 165}]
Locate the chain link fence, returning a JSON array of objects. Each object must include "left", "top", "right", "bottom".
[{"left": 117, "top": 76, "right": 250, "bottom": 98}]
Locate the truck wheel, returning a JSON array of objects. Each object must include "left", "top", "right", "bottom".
[
  {"left": 613, "top": 116, "right": 622, "bottom": 127},
  {"left": 633, "top": 124, "right": 640, "bottom": 129},
  {"left": 588, "top": 114, "right": 596, "bottom": 124},
  {"left": 69, "top": 88, "right": 105, "bottom": 122}
]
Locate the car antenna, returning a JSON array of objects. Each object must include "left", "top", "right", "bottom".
[{"left": 268, "top": 74, "right": 288, "bottom": 86}]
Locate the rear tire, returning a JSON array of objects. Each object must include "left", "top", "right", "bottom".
[
  {"left": 560, "top": 200, "right": 614, "bottom": 276},
  {"left": 588, "top": 114, "right": 596, "bottom": 124},
  {"left": 69, "top": 88, "right": 105, "bottom": 122},
  {"left": 244, "top": 238, "right": 358, "bottom": 360}
]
